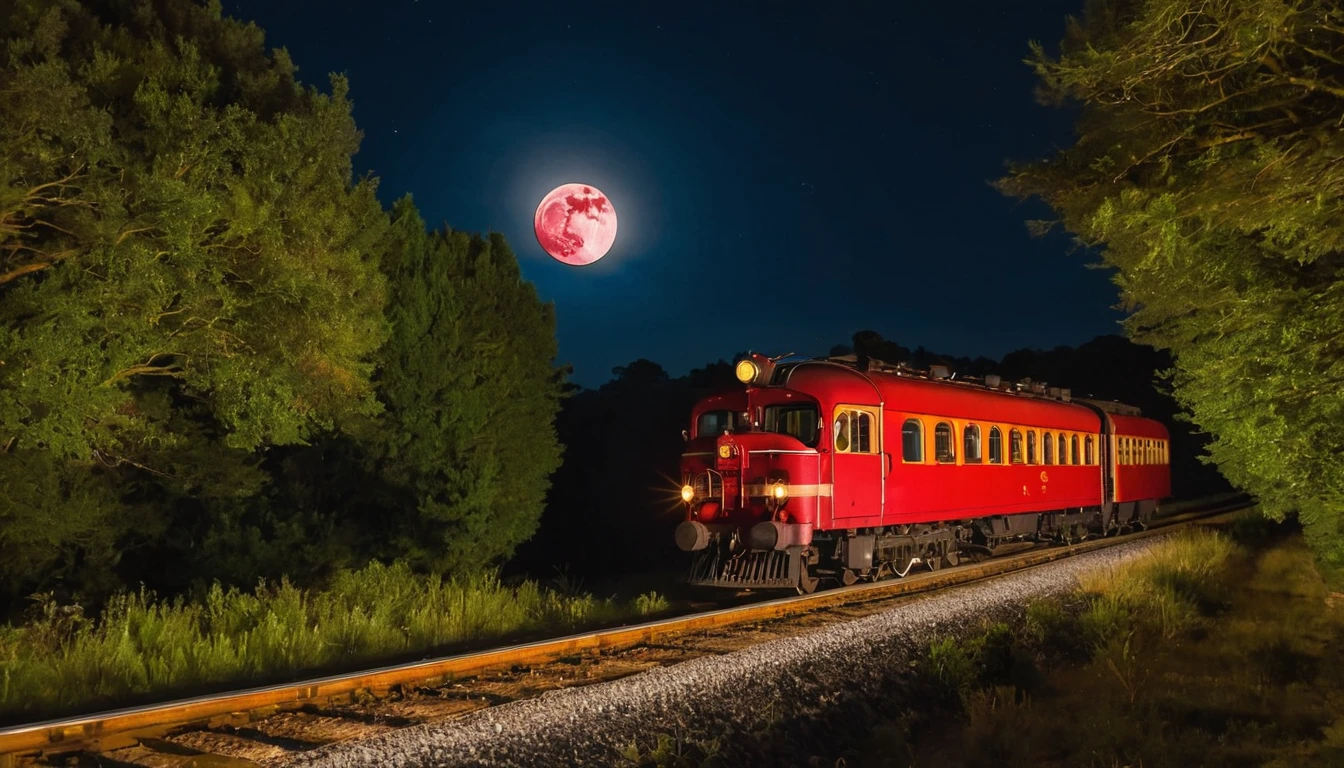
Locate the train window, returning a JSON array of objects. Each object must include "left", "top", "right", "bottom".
[
  {"left": 853, "top": 412, "right": 872, "bottom": 453},
  {"left": 1085, "top": 435, "right": 1095, "bottom": 464},
  {"left": 963, "top": 424, "right": 982, "bottom": 464},
  {"left": 831, "top": 407, "right": 873, "bottom": 454},
  {"left": 989, "top": 427, "right": 1003, "bottom": 464},
  {"left": 765, "top": 404, "right": 820, "bottom": 447},
  {"left": 1010, "top": 429, "right": 1024, "bottom": 464},
  {"left": 1026, "top": 431, "right": 1037, "bottom": 464},
  {"left": 1058, "top": 434, "right": 1067, "bottom": 465},
  {"left": 1071, "top": 435, "right": 1079, "bottom": 465},
  {"left": 935, "top": 422, "right": 955, "bottom": 463},
  {"left": 902, "top": 419, "right": 924, "bottom": 462},
  {"left": 1043, "top": 432, "right": 1054, "bottom": 465},
  {"left": 695, "top": 410, "right": 736, "bottom": 438}
]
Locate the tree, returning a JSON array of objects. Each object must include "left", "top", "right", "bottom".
[
  {"left": 366, "top": 198, "right": 564, "bottom": 574},
  {"left": 997, "top": 0, "right": 1344, "bottom": 574},
  {"left": 0, "top": 0, "right": 389, "bottom": 599}
]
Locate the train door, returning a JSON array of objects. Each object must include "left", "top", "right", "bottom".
[{"left": 829, "top": 404, "right": 884, "bottom": 524}]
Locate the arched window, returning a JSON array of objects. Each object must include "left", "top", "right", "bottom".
[
  {"left": 1085, "top": 435, "right": 1095, "bottom": 465},
  {"left": 963, "top": 424, "right": 982, "bottom": 464},
  {"left": 1071, "top": 435, "right": 1079, "bottom": 465},
  {"left": 989, "top": 427, "right": 1003, "bottom": 464},
  {"left": 1059, "top": 434, "right": 1067, "bottom": 465},
  {"left": 833, "top": 409, "right": 873, "bottom": 454},
  {"left": 1027, "top": 430, "right": 1037, "bottom": 464},
  {"left": 1043, "top": 432, "right": 1054, "bottom": 464},
  {"left": 902, "top": 419, "right": 923, "bottom": 462},
  {"left": 1010, "top": 429, "right": 1024, "bottom": 464},
  {"left": 935, "top": 422, "right": 955, "bottom": 463},
  {"left": 1118, "top": 437, "right": 1127, "bottom": 465}
]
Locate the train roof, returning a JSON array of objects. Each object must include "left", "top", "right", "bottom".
[{"left": 758, "top": 354, "right": 1157, "bottom": 433}]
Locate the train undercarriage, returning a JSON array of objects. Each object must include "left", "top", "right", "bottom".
[{"left": 686, "top": 500, "right": 1157, "bottom": 594}]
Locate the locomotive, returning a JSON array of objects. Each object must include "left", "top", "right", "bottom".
[{"left": 675, "top": 352, "right": 1171, "bottom": 593}]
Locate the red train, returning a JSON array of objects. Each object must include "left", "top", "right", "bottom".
[{"left": 675, "top": 353, "right": 1171, "bottom": 593}]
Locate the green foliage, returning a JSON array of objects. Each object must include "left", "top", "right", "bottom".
[
  {"left": 888, "top": 529, "right": 1344, "bottom": 768},
  {"left": 998, "top": 0, "right": 1344, "bottom": 578},
  {"left": 0, "top": 0, "right": 388, "bottom": 599},
  {"left": 367, "top": 198, "right": 564, "bottom": 574},
  {"left": 620, "top": 730, "right": 724, "bottom": 768},
  {"left": 917, "top": 621, "right": 1040, "bottom": 711},
  {"left": 634, "top": 591, "right": 669, "bottom": 616},
  {"left": 1078, "top": 528, "right": 1237, "bottom": 640},
  {"left": 0, "top": 559, "right": 654, "bottom": 722},
  {"left": 0, "top": 1, "right": 565, "bottom": 603}
]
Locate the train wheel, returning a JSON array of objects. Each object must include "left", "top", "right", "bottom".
[{"left": 797, "top": 562, "right": 820, "bottom": 595}]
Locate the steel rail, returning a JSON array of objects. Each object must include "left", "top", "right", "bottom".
[{"left": 0, "top": 495, "right": 1253, "bottom": 765}]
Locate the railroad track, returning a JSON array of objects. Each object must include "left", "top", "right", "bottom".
[{"left": 0, "top": 494, "right": 1253, "bottom": 767}]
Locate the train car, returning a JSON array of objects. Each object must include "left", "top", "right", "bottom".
[{"left": 675, "top": 353, "right": 1171, "bottom": 593}]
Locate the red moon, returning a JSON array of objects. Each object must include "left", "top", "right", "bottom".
[{"left": 533, "top": 183, "right": 618, "bottom": 266}]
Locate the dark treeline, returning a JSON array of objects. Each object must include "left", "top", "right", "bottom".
[{"left": 514, "top": 331, "right": 1230, "bottom": 583}]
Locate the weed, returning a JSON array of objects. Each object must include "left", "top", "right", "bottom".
[
  {"left": 919, "top": 636, "right": 977, "bottom": 707},
  {"left": 620, "top": 729, "right": 722, "bottom": 767},
  {"left": 634, "top": 592, "right": 669, "bottom": 617},
  {"left": 963, "top": 685, "right": 1035, "bottom": 768}
]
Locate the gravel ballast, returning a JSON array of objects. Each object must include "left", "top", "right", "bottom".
[{"left": 280, "top": 535, "right": 1174, "bottom": 767}]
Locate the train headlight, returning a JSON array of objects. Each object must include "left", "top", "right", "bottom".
[
  {"left": 735, "top": 359, "right": 759, "bottom": 384},
  {"left": 680, "top": 484, "right": 696, "bottom": 503},
  {"left": 771, "top": 482, "right": 788, "bottom": 501}
]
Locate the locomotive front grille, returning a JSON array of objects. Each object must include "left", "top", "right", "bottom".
[
  {"left": 687, "top": 546, "right": 801, "bottom": 589},
  {"left": 690, "top": 469, "right": 723, "bottom": 501}
]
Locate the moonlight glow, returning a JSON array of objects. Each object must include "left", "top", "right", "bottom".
[{"left": 533, "top": 183, "right": 618, "bottom": 266}]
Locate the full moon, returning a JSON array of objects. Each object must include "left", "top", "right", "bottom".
[{"left": 533, "top": 183, "right": 618, "bottom": 266}]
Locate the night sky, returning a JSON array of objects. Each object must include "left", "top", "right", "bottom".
[{"left": 225, "top": 0, "right": 1116, "bottom": 388}]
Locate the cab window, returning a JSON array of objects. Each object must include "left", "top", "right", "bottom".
[
  {"left": 695, "top": 410, "right": 736, "bottom": 438},
  {"left": 763, "top": 404, "right": 820, "bottom": 447}
]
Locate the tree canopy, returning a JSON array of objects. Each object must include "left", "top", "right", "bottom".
[
  {"left": 368, "top": 199, "right": 564, "bottom": 574},
  {"left": 0, "top": 0, "right": 563, "bottom": 605},
  {"left": 998, "top": 0, "right": 1343, "bottom": 575}
]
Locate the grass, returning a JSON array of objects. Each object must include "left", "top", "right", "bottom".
[
  {"left": 0, "top": 560, "right": 669, "bottom": 723},
  {"left": 878, "top": 515, "right": 1344, "bottom": 767}
]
